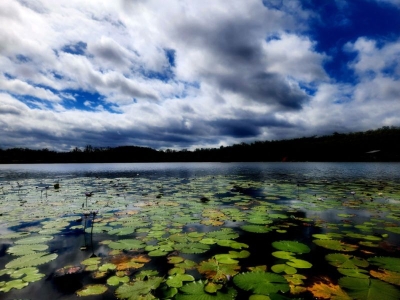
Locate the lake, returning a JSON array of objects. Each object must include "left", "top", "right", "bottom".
[{"left": 0, "top": 162, "right": 400, "bottom": 299}]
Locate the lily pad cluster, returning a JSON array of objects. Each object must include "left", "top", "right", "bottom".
[{"left": 0, "top": 172, "right": 400, "bottom": 299}]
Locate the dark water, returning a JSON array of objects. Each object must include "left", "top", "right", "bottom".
[{"left": 1, "top": 162, "right": 400, "bottom": 181}]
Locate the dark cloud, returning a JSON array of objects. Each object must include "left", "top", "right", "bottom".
[
  {"left": 88, "top": 40, "right": 127, "bottom": 66},
  {"left": 0, "top": 105, "right": 21, "bottom": 115},
  {"left": 173, "top": 10, "right": 309, "bottom": 109}
]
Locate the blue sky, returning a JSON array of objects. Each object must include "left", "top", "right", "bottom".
[{"left": 1, "top": 0, "right": 400, "bottom": 151}]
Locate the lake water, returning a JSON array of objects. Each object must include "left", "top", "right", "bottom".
[
  {"left": 1, "top": 162, "right": 400, "bottom": 180},
  {"left": 0, "top": 162, "right": 400, "bottom": 299}
]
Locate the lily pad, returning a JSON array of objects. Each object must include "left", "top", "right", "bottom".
[
  {"left": 271, "top": 264, "right": 297, "bottom": 275},
  {"left": 313, "top": 240, "right": 358, "bottom": 252},
  {"left": 176, "top": 280, "right": 237, "bottom": 300},
  {"left": 339, "top": 277, "right": 400, "bottom": 300},
  {"left": 233, "top": 271, "right": 290, "bottom": 295},
  {"left": 6, "top": 253, "right": 58, "bottom": 269},
  {"left": 115, "top": 277, "right": 163, "bottom": 300},
  {"left": 108, "top": 239, "right": 146, "bottom": 250},
  {"left": 76, "top": 284, "right": 108, "bottom": 296},
  {"left": 368, "top": 257, "right": 400, "bottom": 272},
  {"left": 370, "top": 269, "right": 400, "bottom": 286},
  {"left": 326, "top": 253, "right": 369, "bottom": 268},
  {"left": 0, "top": 279, "right": 29, "bottom": 292},
  {"left": 338, "top": 268, "right": 370, "bottom": 278},
  {"left": 286, "top": 259, "right": 312, "bottom": 269},
  {"left": 197, "top": 258, "right": 240, "bottom": 281},
  {"left": 107, "top": 275, "right": 130, "bottom": 286},
  {"left": 166, "top": 274, "right": 195, "bottom": 288},
  {"left": 241, "top": 225, "right": 272, "bottom": 233},
  {"left": 272, "top": 241, "right": 310, "bottom": 254}
]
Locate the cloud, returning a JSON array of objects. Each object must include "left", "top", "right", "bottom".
[{"left": 1, "top": 0, "right": 399, "bottom": 151}]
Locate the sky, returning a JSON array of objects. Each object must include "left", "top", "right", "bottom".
[{"left": 1, "top": 0, "right": 400, "bottom": 151}]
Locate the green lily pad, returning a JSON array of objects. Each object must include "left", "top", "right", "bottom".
[
  {"left": 326, "top": 253, "right": 369, "bottom": 269},
  {"left": 14, "top": 235, "right": 53, "bottom": 245},
  {"left": 176, "top": 280, "right": 237, "bottom": 300},
  {"left": 272, "top": 241, "right": 310, "bottom": 254},
  {"left": 313, "top": 240, "right": 358, "bottom": 252},
  {"left": 0, "top": 279, "right": 29, "bottom": 292},
  {"left": 108, "top": 239, "right": 145, "bottom": 251},
  {"left": 107, "top": 275, "right": 130, "bottom": 286},
  {"left": 233, "top": 271, "right": 290, "bottom": 295},
  {"left": 286, "top": 259, "right": 312, "bottom": 269},
  {"left": 368, "top": 257, "right": 400, "bottom": 272},
  {"left": 271, "top": 264, "right": 297, "bottom": 275},
  {"left": 115, "top": 277, "right": 163, "bottom": 300},
  {"left": 241, "top": 225, "right": 272, "bottom": 233},
  {"left": 339, "top": 277, "right": 400, "bottom": 300},
  {"left": 271, "top": 251, "right": 295, "bottom": 260},
  {"left": 214, "top": 254, "right": 239, "bottom": 265},
  {"left": 197, "top": 258, "right": 240, "bottom": 280},
  {"left": 337, "top": 268, "right": 370, "bottom": 278},
  {"left": 6, "top": 253, "right": 58, "bottom": 269},
  {"left": 166, "top": 274, "right": 195, "bottom": 288},
  {"left": 81, "top": 257, "right": 101, "bottom": 266},
  {"left": 76, "top": 284, "right": 108, "bottom": 296},
  {"left": 7, "top": 244, "right": 49, "bottom": 256}
]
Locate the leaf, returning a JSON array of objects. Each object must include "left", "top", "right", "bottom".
[
  {"left": 241, "top": 225, "right": 272, "bottom": 233},
  {"left": 14, "top": 235, "right": 53, "bottom": 245},
  {"left": 168, "top": 256, "right": 185, "bottom": 264},
  {"left": 6, "top": 253, "right": 57, "bottom": 269},
  {"left": 308, "top": 280, "right": 351, "bottom": 299},
  {"left": 174, "top": 242, "right": 210, "bottom": 254},
  {"left": 214, "top": 254, "right": 239, "bottom": 264},
  {"left": 7, "top": 244, "right": 49, "bottom": 256},
  {"left": 205, "top": 282, "right": 223, "bottom": 293},
  {"left": 271, "top": 251, "right": 295, "bottom": 260},
  {"left": 176, "top": 280, "right": 237, "bottom": 300},
  {"left": 313, "top": 240, "right": 358, "bottom": 252},
  {"left": 337, "top": 268, "right": 369, "bottom": 279},
  {"left": 233, "top": 272, "right": 290, "bottom": 295},
  {"left": 385, "top": 227, "right": 400, "bottom": 234},
  {"left": 325, "top": 253, "right": 369, "bottom": 268},
  {"left": 286, "top": 259, "right": 312, "bottom": 269},
  {"left": 107, "top": 275, "right": 130, "bottom": 286},
  {"left": 271, "top": 264, "right": 297, "bottom": 275},
  {"left": 108, "top": 239, "right": 145, "bottom": 250},
  {"left": 272, "top": 241, "right": 310, "bottom": 254},
  {"left": 216, "top": 239, "right": 249, "bottom": 249},
  {"left": 81, "top": 257, "right": 101, "bottom": 265},
  {"left": 98, "top": 263, "right": 117, "bottom": 272},
  {"left": 198, "top": 258, "right": 240, "bottom": 281},
  {"left": 115, "top": 277, "right": 163, "bottom": 300},
  {"left": 0, "top": 279, "right": 29, "bottom": 292},
  {"left": 284, "top": 274, "right": 306, "bottom": 285},
  {"left": 76, "top": 284, "right": 108, "bottom": 296},
  {"left": 166, "top": 274, "right": 195, "bottom": 288},
  {"left": 368, "top": 257, "right": 400, "bottom": 272},
  {"left": 339, "top": 277, "right": 400, "bottom": 300},
  {"left": 370, "top": 269, "right": 400, "bottom": 286}
]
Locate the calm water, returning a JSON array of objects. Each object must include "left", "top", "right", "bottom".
[{"left": 1, "top": 162, "right": 400, "bottom": 181}]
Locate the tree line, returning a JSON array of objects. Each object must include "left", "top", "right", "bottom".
[{"left": 1, "top": 126, "right": 399, "bottom": 163}]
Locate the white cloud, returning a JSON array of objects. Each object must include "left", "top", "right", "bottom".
[{"left": 1, "top": 0, "right": 399, "bottom": 150}]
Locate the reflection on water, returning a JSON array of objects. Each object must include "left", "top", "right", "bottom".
[{"left": 1, "top": 162, "right": 400, "bottom": 181}]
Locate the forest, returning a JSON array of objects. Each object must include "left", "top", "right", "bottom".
[{"left": 1, "top": 126, "right": 399, "bottom": 163}]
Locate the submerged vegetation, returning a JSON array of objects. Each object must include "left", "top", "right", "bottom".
[
  {"left": 1, "top": 126, "right": 400, "bottom": 163},
  {"left": 0, "top": 171, "right": 400, "bottom": 299}
]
